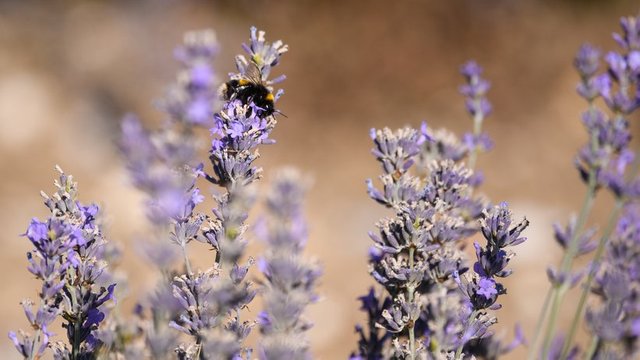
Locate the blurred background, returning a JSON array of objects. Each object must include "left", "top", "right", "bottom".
[{"left": 2, "top": 0, "right": 640, "bottom": 358}]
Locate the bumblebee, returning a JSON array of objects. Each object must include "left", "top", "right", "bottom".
[{"left": 221, "top": 78, "right": 276, "bottom": 117}]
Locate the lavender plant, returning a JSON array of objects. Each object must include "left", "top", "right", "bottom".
[
  {"left": 584, "top": 203, "right": 640, "bottom": 359},
  {"left": 257, "top": 168, "right": 320, "bottom": 359},
  {"left": 119, "top": 27, "right": 288, "bottom": 360},
  {"left": 9, "top": 11, "right": 640, "bottom": 360},
  {"left": 529, "top": 14, "right": 640, "bottom": 360},
  {"left": 354, "top": 62, "right": 528, "bottom": 359},
  {"left": 9, "top": 167, "right": 115, "bottom": 360},
  {"left": 118, "top": 29, "right": 221, "bottom": 359}
]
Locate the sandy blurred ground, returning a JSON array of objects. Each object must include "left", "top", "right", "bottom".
[{"left": 2, "top": 0, "right": 640, "bottom": 358}]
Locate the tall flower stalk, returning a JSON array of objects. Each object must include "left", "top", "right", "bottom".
[
  {"left": 9, "top": 167, "right": 115, "bottom": 360},
  {"left": 10, "top": 10, "right": 640, "bottom": 360},
  {"left": 168, "top": 27, "right": 288, "bottom": 359},
  {"left": 530, "top": 14, "right": 640, "bottom": 360},
  {"left": 119, "top": 29, "right": 220, "bottom": 359},
  {"left": 353, "top": 62, "right": 527, "bottom": 359},
  {"left": 120, "top": 26, "right": 287, "bottom": 359},
  {"left": 583, "top": 203, "right": 640, "bottom": 359},
  {"left": 257, "top": 168, "right": 321, "bottom": 359}
]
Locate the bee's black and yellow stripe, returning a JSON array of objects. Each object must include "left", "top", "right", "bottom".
[{"left": 221, "top": 78, "right": 276, "bottom": 116}]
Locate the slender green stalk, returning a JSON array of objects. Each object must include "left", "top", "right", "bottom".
[
  {"left": 560, "top": 201, "right": 623, "bottom": 359},
  {"left": 72, "top": 316, "right": 82, "bottom": 360},
  {"left": 584, "top": 336, "right": 600, "bottom": 359},
  {"left": 455, "top": 310, "right": 479, "bottom": 358},
  {"left": 534, "top": 169, "right": 597, "bottom": 359},
  {"left": 526, "top": 288, "right": 552, "bottom": 360},
  {"left": 181, "top": 243, "right": 193, "bottom": 276},
  {"left": 541, "top": 287, "right": 564, "bottom": 358},
  {"left": 560, "top": 166, "right": 598, "bottom": 271},
  {"left": 407, "top": 246, "right": 416, "bottom": 360}
]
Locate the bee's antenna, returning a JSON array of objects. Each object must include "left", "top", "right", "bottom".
[{"left": 275, "top": 110, "right": 288, "bottom": 118}]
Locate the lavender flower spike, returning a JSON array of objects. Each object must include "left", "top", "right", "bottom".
[
  {"left": 458, "top": 202, "right": 529, "bottom": 312},
  {"left": 10, "top": 167, "right": 115, "bottom": 360},
  {"left": 460, "top": 61, "right": 493, "bottom": 169},
  {"left": 575, "top": 44, "right": 601, "bottom": 101},
  {"left": 203, "top": 26, "right": 286, "bottom": 266},
  {"left": 460, "top": 61, "right": 492, "bottom": 120},
  {"left": 119, "top": 29, "right": 221, "bottom": 359},
  {"left": 585, "top": 204, "right": 640, "bottom": 359},
  {"left": 165, "top": 29, "right": 220, "bottom": 126},
  {"left": 239, "top": 26, "right": 289, "bottom": 82},
  {"left": 170, "top": 27, "right": 288, "bottom": 359},
  {"left": 257, "top": 168, "right": 321, "bottom": 360}
]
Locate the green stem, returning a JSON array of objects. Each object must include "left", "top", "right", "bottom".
[
  {"left": 181, "top": 242, "right": 193, "bottom": 276},
  {"left": 71, "top": 316, "right": 82, "bottom": 360},
  {"left": 560, "top": 201, "right": 622, "bottom": 359},
  {"left": 584, "top": 336, "right": 600, "bottom": 360},
  {"left": 560, "top": 170, "right": 598, "bottom": 270},
  {"left": 535, "top": 169, "right": 597, "bottom": 359},
  {"left": 455, "top": 310, "right": 479, "bottom": 358},
  {"left": 541, "top": 287, "right": 565, "bottom": 358},
  {"left": 407, "top": 246, "right": 416, "bottom": 360},
  {"left": 526, "top": 288, "right": 552, "bottom": 360}
]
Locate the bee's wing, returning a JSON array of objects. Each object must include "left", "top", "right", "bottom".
[{"left": 244, "top": 62, "right": 264, "bottom": 84}]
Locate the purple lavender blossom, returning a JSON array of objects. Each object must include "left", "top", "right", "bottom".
[
  {"left": 203, "top": 25, "right": 286, "bottom": 261},
  {"left": 238, "top": 26, "right": 288, "bottom": 84},
  {"left": 167, "top": 27, "right": 287, "bottom": 359},
  {"left": 199, "top": 26, "right": 286, "bottom": 270},
  {"left": 119, "top": 29, "right": 221, "bottom": 359},
  {"left": 257, "top": 168, "right": 320, "bottom": 360},
  {"left": 457, "top": 203, "right": 528, "bottom": 312},
  {"left": 597, "top": 49, "right": 640, "bottom": 114},
  {"left": 10, "top": 167, "right": 115, "bottom": 359},
  {"left": 417, "top": 62, "right": 494, "bottom": 178},
  {"left": 351, "top": 288, "right": 391, "bottom": 360},
  {"left": 207, "top": 100, "right": 276, "bottom": 189},
  {"left": 533, "top": 15, "right": 640, "bottom": 360},
  {"left": 357, "top": 120, "right": 523, "bottom": 358},
  {"left": 553, "top": 217, "right": 597, "bottom": 256},
  {"left": 120, "top": 30, "right": 218, "bottom": 230},
  {"left": 169, "top": 267, "right": 255, "bottom": 357},
  {"left": 460, "top": 60, "right": 492, "bottom": 119},
  {"left": 418, "top": 124, "right": 469, "bottom": 163},
  {"left": 354, "top": 59, "right": 529, "bottom": 359},
  {"left": 575, "top": 44, "right": 602, "bottom": 101},
  {"left": 165, "top": 30, "right": 220, "bottom": 126},
  {"left": 575, "top": 108, "right": 631, "bottom": 190},
  {"left": 459, "top": 61, "right": 493, "bottom": 170},
  {"left": 585, "top": 204, "right": 640, "bottom": 358},
  {"left": 119, "top": 26, "right": 288, "bottom": 359}
]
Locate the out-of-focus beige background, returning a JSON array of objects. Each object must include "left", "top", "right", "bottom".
[{"left": 2, "top": 0, "right": 640, "bottom": 358}]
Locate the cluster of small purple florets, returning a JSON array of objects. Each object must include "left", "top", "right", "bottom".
[
  {"left": 578, "top": 15, "right": 640, "bottom": 359},
  {"left": 118, "top": 29, "right": 222, "bottom": 359},
  {"left": 573, "top": 17, "right": 640, "bottom": 198},
  {"left": 529, "top": 14, "right": 640, "bottom": 360},
  {"left": 125, "top": 26, "right": 289, "bottom": 360},
  {"left": 9, "top": 26, "right": 320, "bottom": 360},
  {"left": 353, "top": 62, "right": 528, "bottom": 359},
  {"left": 256, "top": 168, "right": 320, "bottom": 359},
  {"left": 9, "top": 167, "right": 115, "bottom": 360},
  {"left": 10, "top": 12, "right": 640, "bottom": 360}
]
